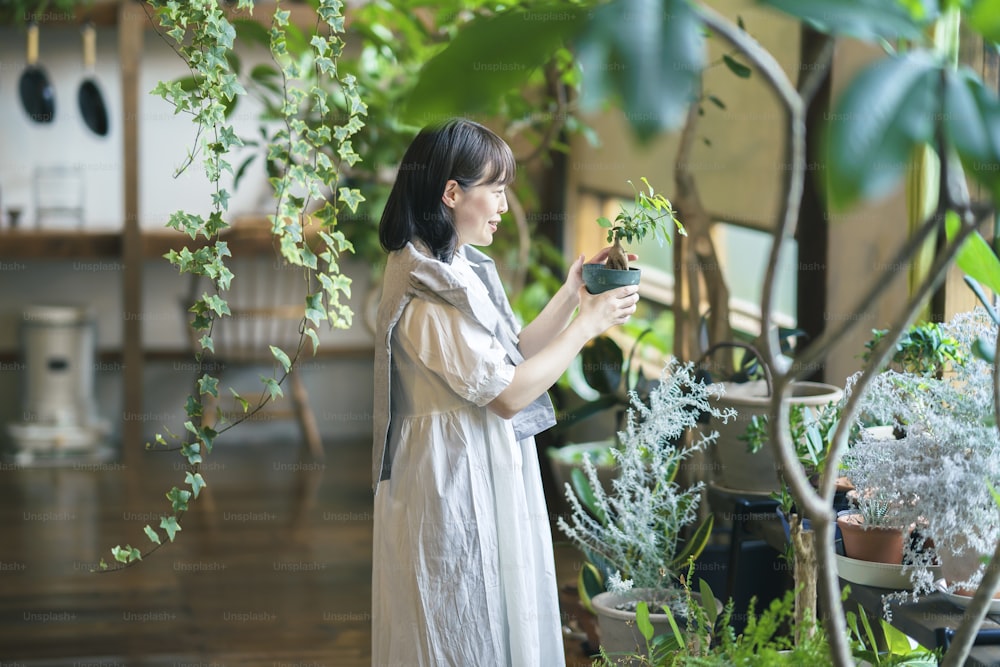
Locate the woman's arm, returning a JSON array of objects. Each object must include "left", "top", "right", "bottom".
[{"left": 488, "top": 284, "right": 639, "bottom": 419}]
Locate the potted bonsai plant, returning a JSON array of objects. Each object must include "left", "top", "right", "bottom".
[
  {"left": 557, "top": 360, "right": 735, "bottom": 657},
  {"left": 582, "top": 177, "right": 685, "bottom": 294}
]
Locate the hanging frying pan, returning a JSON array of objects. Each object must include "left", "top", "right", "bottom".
[
  {"left": 77, "top": 23, "right": 109, "bottom": 136},
  {"left": 18, "top": 22, "right": 56, "bottom": 124}
]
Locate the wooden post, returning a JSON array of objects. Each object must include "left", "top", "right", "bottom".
[{"left": 119, "top": 0, "right": 144, "bottom": 467}]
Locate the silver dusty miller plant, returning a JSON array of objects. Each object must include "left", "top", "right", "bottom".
[
  {"left": 558, "top": 361, "right": 735, "bottom": 602},
  {"left": 844, "top": 308, "right": 1000, "bottom": 599}
]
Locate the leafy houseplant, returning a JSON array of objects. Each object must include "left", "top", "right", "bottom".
[
  {"left": 557, "top": 360, "right": 734, "bottom": 654},
  {"left": 582, "top": 177, "right": 685, "bottom": 294},
  {"left": 844, "top": 308, "right": 1000, "bottom": 597}
]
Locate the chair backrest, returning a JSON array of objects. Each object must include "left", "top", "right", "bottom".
[{"left": 182, "top": 218, "right": 314, "bottom": 365}]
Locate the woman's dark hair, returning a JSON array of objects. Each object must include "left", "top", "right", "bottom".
[{"left": 378, "top": 118, "right": 516, "bottom": 263}]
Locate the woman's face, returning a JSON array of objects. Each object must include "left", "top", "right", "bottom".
[{"left": 442, "top": 178, "right": 509, "bottom": 248}]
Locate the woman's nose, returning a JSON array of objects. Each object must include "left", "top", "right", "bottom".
[{"left": 498, "top": 193, "right": 508, "bottom": 214}]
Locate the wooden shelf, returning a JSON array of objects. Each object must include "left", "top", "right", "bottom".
[
  {"left": 0, "top": 226, "right": 282, "bottom": 260},
  {"left": 0, "top": 229, "right": 120, "bottom": 258}
]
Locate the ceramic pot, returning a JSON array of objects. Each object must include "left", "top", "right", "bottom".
[
  {"left": 707, "top": 380, "right": 844, "bottom": 494},
  {"left": 836, "top": 511, "right": 905, "bottom": 564},
  {"left": 592, "top": 588, "right": 719, "bottom": 665},
  {"left": 582, "top": 263, "right": 641, "bottom": 294}
]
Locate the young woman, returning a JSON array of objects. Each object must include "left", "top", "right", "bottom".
[{"left": 371, "top": 118, "right": 639, "bottom": 666}]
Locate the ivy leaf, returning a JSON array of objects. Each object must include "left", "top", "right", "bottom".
[
  {"left": 261, "top": 375, "right": 284, "bottom": 400},
  {"left": 181, "top": 442, "right": 202, "bottom": 465},
  {"left": 230, "top": 388, "right": 250, "bottom": 413},
  {"left": 185, "top": 472, "right": 207, "bottom": 499},
  {"left": 184, "top": 394, "right": 202, "bottom": 418},
  {"left": 144, "top": 525, "right": 162, "bottom": 545},
  {"left": 160, "top": 516, "right": 183, "bottom": 542},
  {"left": 199, "top": 334, "right": 215, "bottom": 354},
  {"left": 304, "top": 327, "right": 321, "bottom": 354},
  {"left": 305, "top": 293, "right": 327, "bottom": 326},
  {"left": 338, "top": 187, "right": 365, "bottom": 213},
  {"left": 270, "top": 345, "right": 292, "bottom": 373},
  {"left": 198, "top": 374, "right": 220, "bottom": 398},
  {"left": 204, "top": 293, "right": 231, "bottom": 317},
  {"left": 166, "top": 487, "right": 192, "bottom": 513}
]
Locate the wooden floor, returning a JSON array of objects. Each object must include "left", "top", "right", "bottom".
[{"left": 0, "top": 437, "right": 594, "bottom": 666}]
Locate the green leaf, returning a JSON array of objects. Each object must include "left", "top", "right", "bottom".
[
  {"left": 262, "top": 375, "right": 284, "bottom": 400},
  {"left": 166, "top": 487, "right": 192, "bottom": 512},
  {"left": 112, "top": 545, "right": 141, "bottom": 564},
  {"left": 198, "top": 374, "right": 220, "bottom": 398},
  {"left": 185, "top": 472, "right": 207, "bottom": 499},
  {"left": 404, "top": 5, "right": 589, "bottom": 123},
  {"left": 580, "top": 336, "right": 624, "bottom": 395},
  {"left": 181, "top": 442, "right": 202, "bottom": 465},
  {"left": 757, "top": 0, "right": 932, "bottom": 42},
  {"left": 270, "top": 345, "right": 292, "bottom": 373},
  {"left": 305, "top": 293, "right": 327, "bottom": 326},
  {"left": 570, "top": 467, "right": 607, "bottom": 525},
  {"left": 575, "top": 0, "right": 704, "bottom": 139},
  {"left": 824, "top": 52, "right": 941, "bottom": 211},
  {"left": 577, "top": 561, "right": 605, "bottom": 614},
  {"left": 722, "top": 54, "right": 752, "bottom": 79},
  {"left": 671, "top": 515, "right": 714, "bottom": 572},
  {"left": 144, "top": 525, "right": 162, "bottom": 545},
  {"left": 970, "top": 0, "right": 1000, "bottom": 44},
  {"left": 636, "top": 601, "right": 655, "bottom": 641},
  {"left": 230, "top": 388, "right": 250, "bottom": 413},
  {"left": 945, "top": 210, "right": 1000, "bottom": 294},
  {"left": 338, "top": 187, "right": 366, "bottom": 214},
  {"left": 943, "top": 68, "right": 1000, "bottom": 199},
  {"left": 699, "top": 578, "right": 718, "bottom": 627},
  {"left": 304, "top": 327, "right": 321, "bottom": 354},
  {"left": 160, "top": 516, "right": 182, "bottom": 542}
]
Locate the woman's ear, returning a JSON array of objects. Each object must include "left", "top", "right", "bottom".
[{"left": 441, "top": 179, "right": 460, "bottom": 209}]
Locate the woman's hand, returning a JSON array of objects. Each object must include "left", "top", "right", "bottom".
[
  {"left": 575, "top": 284, "right": 640, "bottom": 339},
  {"left": 565, "top": 249, "right": 640, "bottom": 295}
]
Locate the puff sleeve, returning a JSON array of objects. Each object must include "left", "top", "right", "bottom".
[{"left": 396, "top": 297, "right": 515, "bottom": 407}]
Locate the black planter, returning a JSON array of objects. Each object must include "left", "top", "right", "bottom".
[{"left": 582, "top": 263, "right": 641, "bottom": 294}]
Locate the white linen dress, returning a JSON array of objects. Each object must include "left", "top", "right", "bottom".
[{"left": 371, "top": 254, "right": 565, "bottom": 667}]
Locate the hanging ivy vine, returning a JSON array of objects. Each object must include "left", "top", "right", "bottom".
[{"left": 100, "top": 0, "right": 365, "bottom": 570}]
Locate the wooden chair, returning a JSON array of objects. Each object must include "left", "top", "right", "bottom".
[{"left": 181, "top": 217, "right": 324, "bottom": 461}]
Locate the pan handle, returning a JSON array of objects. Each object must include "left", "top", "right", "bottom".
[
  {"left": 82, "top": 23, "right": 96, "bottom": 71},
  {"left": 26, "top": 22, "right": 39, "bottom": 67}
]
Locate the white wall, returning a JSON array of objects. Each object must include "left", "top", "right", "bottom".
[{"left": 0, "top": 21, "right": 375, "bottom": 446}]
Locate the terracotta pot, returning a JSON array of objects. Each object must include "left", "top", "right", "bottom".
[{"left": 836, "top": 511, "right": 905, "bottom": 565}]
